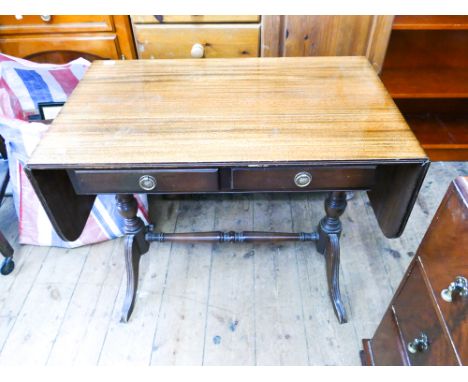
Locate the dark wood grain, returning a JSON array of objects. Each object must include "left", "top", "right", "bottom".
[
  {"left": 116, "top": 194, "right": 150, "bottom": 323},
  {"left": 393, "top": 260, "right": 459, "bottom": 366},
  {"left": 145, "top": 231, "right": 318, "bottom": 243},
  {"left": 69, "top": 168, "right": 219, "bottom": 194},
  {"left": 0, "top": 230, "right": 13, "bottom": 259},
  {"left": 368, "top": 161, "right": 429, "bottom": 238},
  {"left": 416, "top": 177, "right": 468, "bottom": 363},
  {"left": 362, "top": 176, "right": 468, "bottom": 365},
  {"left": 362, "top": 309, "right": 407, "bottom": 365},
  {"left": 24, "top": 169, "right": 95, "bottom": 242},
  {"left": 231, "top": 166, "right": 375, "bottom": 191}
]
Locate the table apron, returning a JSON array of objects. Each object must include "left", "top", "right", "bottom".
[{"left": 67, "top": 165, "right": 377, "bottom": 194}]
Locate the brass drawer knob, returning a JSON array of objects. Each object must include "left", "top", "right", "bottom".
[
  {"left": 294, "top": 171, "right": 312, "bottom": 188},
  {"left": 138, "top": 175, "right": 157, "bottom": 191},
  {"left": 191, "top": 43, "right": 205, "bottom": 58},
  {"left": 407, "top": 332, "right": 429, "bottom": 354},
  {"left": 441, "top": 276, "right": 468, "bottom": 302}
]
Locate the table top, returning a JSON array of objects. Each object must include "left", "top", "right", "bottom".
[{"left": 28, "top": 56, "right": 426, "bottom": 168}]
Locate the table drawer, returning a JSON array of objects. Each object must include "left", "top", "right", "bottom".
[
  {"left": 134, "top": 24, "right": 260, "bottom": 59},
  {"left": 132, "top": 15, "right": 260, "bottom": 24},
  {"left": 69, "top": 169, "right": 219, "bottom": 194},
  {"left": 0, "top": 15, "right": 114, "bottom": 35},
  {"left": 393, "top": 260, "right": 459, "bottom": 365},
  {"left": 231, "top": 166, "right": 376, "bottom": 191}
]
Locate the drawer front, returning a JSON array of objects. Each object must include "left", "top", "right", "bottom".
[
  {"left": 132, "top": 15, "right": 260, "bottom": 24},
  {"left": 368, "top": 309, "right": 407, "bottom": 365},
  {"left": 0, "top": 34, "right": 120, "bottom": 62},
  {"left": 415, "top": 180, "right": 468, "bottom": 363},
  {"left": 231, "top": 166, "right": 376, "bottom": 191},
  {"left": 393, "top": 261, "right": 459, "bottom": 365},
  {"left": 134, "top": 24, "right": 260, "bottom": 59},
  {"left": 0, "top": 15, "right": 114, "bottom": 35},
  {"left": 70, "top": 169, "right": 219, "bottom": 194}
]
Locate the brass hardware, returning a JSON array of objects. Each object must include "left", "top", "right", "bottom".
[
  {"left": 407, "top": 332, "right": 429, "bottom": 354},
  {"left": 40, "top": 15, "right": 52, "bottom": 23},
  {"left": 441, "top": 276, "right": 468, "bottom": 302},
  {"left": 294, "top": 171, "right": 312, "bottom": 187},
  {"left": 138, "top": 175, "right": 156, "bottom": 191},
  {"left": 191, "top": 43, "right": 205, "bottom": 58}
]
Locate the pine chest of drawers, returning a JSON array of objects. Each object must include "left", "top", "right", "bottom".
[{"left": 131, "top": 15, "right": 260, "bottom": 59}]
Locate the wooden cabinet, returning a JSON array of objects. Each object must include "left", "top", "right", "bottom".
[
  {"left": 131, "top": 15, "right": 260, "bottom": 59},
  {"left": 362, "top": 176, "right": 468, "bottom": 366},
  {"left": 380, "top": 16, "right": 468, "bottom": 161},
  {"left": 261, "top": 16, "right": 394, "bottom": 73},
  {"left": 0, "top": 15, "right": 136, "bottom": 63}
]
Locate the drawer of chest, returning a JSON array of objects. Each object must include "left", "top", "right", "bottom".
[
  {"left": 0, "top": 34, "right": 121, "bottom": 62},
  {"left": 230, "top": 166, "right": 376, "bottom": 191},
  {"left": 0, "top": 15, "right": 114, "bottom": 35},
  {"left": 69, "top": 169, "right": 219, "bottom": 194},
  {"left": 134, "top": 24, "right": 260, "bottom": 59},
  {"left": 392, "top": 260, "right": 459, "bottom": 365},
  {"left": 132, "top": 15, "right": 260, "bottom": 24}
]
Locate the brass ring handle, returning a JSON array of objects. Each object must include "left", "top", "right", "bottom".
[
  {"left": 407, "top": 332, "right": 429, "bottom": 354},
  {"left": 294, "top": 171, "right": 312, "bottom": 188},
  {"left": 441, "top": 276, "right": 468, "bottom": 302},
  {"left": 139, "top": 175, "right": 157, "bottom": 191}
]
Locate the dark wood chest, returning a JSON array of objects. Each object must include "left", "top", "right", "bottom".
[{"left": 362, "top": 176, "right": 468, "bottom": 365}]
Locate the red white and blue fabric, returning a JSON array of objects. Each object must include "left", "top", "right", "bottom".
[
  {"left": 0, "top": 54, "right": 150, "bottom": 248},
  {"left": 0, "top": 53, "right": 89, "bottom": 120}
]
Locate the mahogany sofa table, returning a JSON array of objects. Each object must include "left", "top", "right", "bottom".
[{"left": 25, "top": 57, "right": 429, "bottom": 324}]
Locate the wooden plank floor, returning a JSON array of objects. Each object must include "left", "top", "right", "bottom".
[{"left": 0, "top": 161, "right": 466, "bottom": 365}]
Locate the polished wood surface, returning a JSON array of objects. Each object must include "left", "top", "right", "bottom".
[
  {"left": 28, "top": 57, "right": 425, "bottom": 167},
  {"left": 417, "top": 177, "right": 468, "bottom": 363},
  {"left": 260, "top": 16, "right": 394, "bottom": 73},
  {"left": 0, "top": 34, "right": 121, "bottom": 61},
  {"left": 393, "top": 260, "right": 458, "bottom": 365},
  {"left": 0, "top": 15, "right": 136, "bottom": 64},
  {"left": 364, "top": 309, "right": 406, "bottom": 365},
  {"left": 393, "top": 16, "right": 468, "bottom": 30},
  {"left": 0, "top": 15, "right": 114, "bottom": 34},
  {"left": 132, "top": 15, "right": 260, "bottom": 24},
  {"left": 133, "top": 24, "right": 260, "bottom": 59},
  {"left": 362, "top": 176, "right": 468, "bottom": 365}
]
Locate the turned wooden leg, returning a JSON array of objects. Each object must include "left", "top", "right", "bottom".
[
  {"left": 116, "top": 194, "right": 149, "bottom": 323},
  {"left": 316, "top": 191, "right": 348, "bottom": 324},
  {"left": 0, "top": 230, "right": 14, "bottom": 276}
]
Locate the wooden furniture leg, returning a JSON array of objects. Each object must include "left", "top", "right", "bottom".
[
  {"left": 0, "top": 230, "right": 14, "bottom": 275},
  {"left": 316, "top": 191, "right": 348, "bottom": 323},
  {"left": 116, "top": 194, "right": 150, "bottom": 323},
  {"left": 0, "top": 156, "right": 14, "bottom": 275}
]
